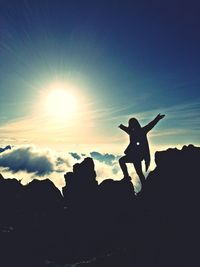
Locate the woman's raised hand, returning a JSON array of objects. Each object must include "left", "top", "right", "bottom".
[{"left": 157, "top": 113, "right": 165, "bottom": 120}]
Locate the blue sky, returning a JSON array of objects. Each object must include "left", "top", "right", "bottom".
[{"left": 0, "top": 1, "right": 199, "bottom": 183}]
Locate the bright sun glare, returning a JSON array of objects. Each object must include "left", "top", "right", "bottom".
[{"left": 46, "top": 88, "right": 77, "bottom": 120}]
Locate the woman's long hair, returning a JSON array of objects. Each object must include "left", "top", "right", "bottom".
[{"left": 128, "top": 118, "right": 141, "bottom": 130}]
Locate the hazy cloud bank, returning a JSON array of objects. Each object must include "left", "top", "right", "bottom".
[
  {"left": 0, "top": 146, "right": 54, "bottom": 176},
  {"left": 0, "top": 145, "right": 150, "bottom": 193},
  {"left": 0, "top": 145, "right": 124, "bottom": 187}
]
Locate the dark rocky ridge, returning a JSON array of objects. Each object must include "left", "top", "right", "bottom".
[{"left": 0, "top": 144, "right": 199, "bottom": 266}]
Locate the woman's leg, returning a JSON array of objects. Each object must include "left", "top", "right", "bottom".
[
  {"left": 133, "top": 161, "right": 145, "bottom": 188},
  {"left": 119, "top": 156, "right": 130, "bottom": 178}
]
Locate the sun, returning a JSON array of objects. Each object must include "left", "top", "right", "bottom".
[{"left": 46, "top": 88, "right": 77, "bottom": 120}]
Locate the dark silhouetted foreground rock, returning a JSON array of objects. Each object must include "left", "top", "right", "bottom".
[{"left": 0, "top": 145, "right": 199, "bottom": 266}]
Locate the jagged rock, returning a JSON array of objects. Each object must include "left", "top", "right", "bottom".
[
  {"left": 139, "top": 145, "right": 200, "bottom": 266},
  {"left": 63, "top": 157, "right": 98, "bottom": 209},
  {"left": 0, "top": 177, "right": 24, "bottom": 226},
  {"left": 0, "top": 145, "right": 199, "bottom": 266}
]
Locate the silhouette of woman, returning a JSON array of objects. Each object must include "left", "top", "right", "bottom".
[{"left": 118, "top": 114, "right": 165, "bottom": 188}]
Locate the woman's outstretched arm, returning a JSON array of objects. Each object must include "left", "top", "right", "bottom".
[
  {"left": 143, "top": 114, "right": 165, "bottom": 133},
  {"left": 118, "top": 124, "right": 130, "bottom": 134}
]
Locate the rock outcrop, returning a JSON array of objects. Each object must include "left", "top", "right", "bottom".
[{"left": 0, "top": 145, "right": 199, "bottom": 266}]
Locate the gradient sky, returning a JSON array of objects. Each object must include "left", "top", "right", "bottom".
[{"left": 0, "top": 0, "right": 200, "bottom": 156}]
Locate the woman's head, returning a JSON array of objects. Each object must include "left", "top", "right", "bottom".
[{"left": 128, "top": 118, "right": 141, "bottom": 130}]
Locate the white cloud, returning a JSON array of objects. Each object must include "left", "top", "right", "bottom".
[
  {"left": 0, "top": 145, "right": 75, "bottom": 188},
  {"left": 0, "top": 143, "right": 183, "bottom": 194},
  {"left": 0, "top": 145, "right": 137, "bottom": 190}
]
